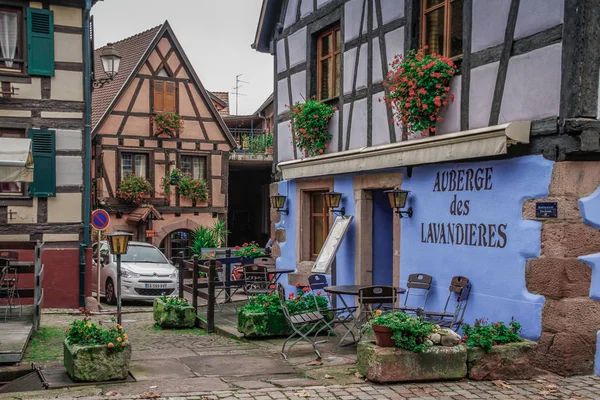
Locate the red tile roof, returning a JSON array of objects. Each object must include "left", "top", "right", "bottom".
[{"left": 92, "top": 25, "right": 162, "bottom": 128}]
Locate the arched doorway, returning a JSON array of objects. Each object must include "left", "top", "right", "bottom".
[{"left": 159, "top": 229, "right": 194, "bottom": 260}]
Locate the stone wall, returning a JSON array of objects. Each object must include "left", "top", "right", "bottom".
[{"left": 524, "top": 161, "right": 600, "bottom": 375}]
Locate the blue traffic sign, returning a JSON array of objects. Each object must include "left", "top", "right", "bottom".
[{"left": 91, "top": 209, "right": 110, "bottom": 230}]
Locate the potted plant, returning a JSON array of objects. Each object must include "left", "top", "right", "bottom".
[
  {"left": 462, "top": 318, "right": 536, "bottom": 380},
  {"left": 162, "top": 168, "right": 209, "bottom": 204},
  {"left": 383, "top": 46, "right": 458, "bottom": 140},
  {"left": 153, "top": 294, "right": 196, "bottom": 328},
  {"left": 64, "top": 309, "right": 131, "bottom": 382},
  {"left": 116, "top": 174, "right": 153, "bottom": 204},
  {"left": 365, "top": 311, "right": 437, "bottom": 351},
  {"left": 234, "top": 242, "right": 265, "bottom": 258},
  {"left": 189, "top": 220, "right": 230, "bottom": 257},
  {"left": 153, "top": 112, "right": 184, "bottom": 137},
  {"left": 289, "top": 98, "right": 336, "bottom": 157}
]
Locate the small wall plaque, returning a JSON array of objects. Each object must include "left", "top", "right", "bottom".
[{"left": 536, "top": 202, "right": 558, "bottom": 218}]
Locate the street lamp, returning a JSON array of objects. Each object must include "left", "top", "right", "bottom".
[
  {"left": 385, "top": 189, "right": 413, "bottom": 218},
  {"left": 324, "top": 191, "right": 345, "bottom": 216},
  {"left": 270, "top": 194, "right": 288, "bottom": 215},
  {"left": 106, "top": 231, "right": 132, "bottom": 324},
  {"left": 93, "top": 43, "right": 121, "bottom": 89}
]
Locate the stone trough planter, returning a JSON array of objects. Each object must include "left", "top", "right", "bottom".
[
  {"left": 237, "top": 310, "right": 293, "bottom": 338},
  {"left": 64, "top": 340, "right": 131, "bottom": 382},
  {"left": 357, "top": 341, "right": 467, "bottom": 383},
  {"left": 467, "top": 340, "right": 537, "bottom": 380},
  {"left": 153, "top": 298, "right": 196, "bottom": 328}
]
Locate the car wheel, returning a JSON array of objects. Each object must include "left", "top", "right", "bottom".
[{"left": 105, "top": 278, "right": 116, "bottom": 305}]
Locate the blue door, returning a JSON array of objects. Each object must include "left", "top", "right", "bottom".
[{"left": 372, "top": 190, "right": 394, "bottom": 285}]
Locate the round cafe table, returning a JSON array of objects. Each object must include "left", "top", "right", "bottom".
[{"left": 323, "top": 285, "right": 406, "bottom": 296}]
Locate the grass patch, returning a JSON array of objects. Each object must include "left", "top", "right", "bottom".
[{"left": 23, "top": 327, "right": 66, "bottom": 362}]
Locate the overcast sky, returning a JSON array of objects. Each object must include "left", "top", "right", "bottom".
[{"left": 92, "top": 0, "right": 272, "bottom": 115}]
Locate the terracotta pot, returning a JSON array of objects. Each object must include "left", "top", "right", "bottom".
[{"left": 372, "top": 324, "right": 395, "bottom": 348}]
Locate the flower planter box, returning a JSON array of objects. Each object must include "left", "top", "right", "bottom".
[
  {"left": 357, "top": 341, "right": 467, "bottom": 383},
  {"left": 467, "top": 340, "right": 537, "bottom": 381},
  {"left": 64, "top": 339, "right": 131, "bottom": 382},
  {"left": 237, "top": 310, "right": 293, "bottom": 338},
  {"left": 153, "top": 298, "right": 196, "bottom": 328}
]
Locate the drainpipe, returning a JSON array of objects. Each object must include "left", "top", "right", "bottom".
[{"left": 80, "top": 0, "right": 93, "bottom": 307}]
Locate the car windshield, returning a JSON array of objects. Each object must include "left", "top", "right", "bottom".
[{"left": 121, "top": 245, "right": 168, "bottom": 264}]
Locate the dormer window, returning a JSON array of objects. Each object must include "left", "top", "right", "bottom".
[
  {"left": 0, "top": 7, "right": 23, "bottom": 73},
  {"left": 421, "top": 0, "right": 463, "bottom": 58}
]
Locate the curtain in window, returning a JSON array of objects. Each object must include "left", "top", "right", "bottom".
[
  {"left": 192, "top": 157, "right": 204, "bottom": 180},
  {"left": 121, "top": 154, "right": 132, "bottom": 177},
  {"left": 134, "top": 154, "right": 147, "bottom": 178},
  {"left": 0, "top": 11, "right": 18, "bottom": 68}
]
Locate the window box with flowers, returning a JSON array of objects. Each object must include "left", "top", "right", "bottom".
[
  {"left": 153, "top": 294, "right": 196, "bottom": 329},
  {"left": 289, "top": 99, "right": 337, "bottom": 157},
  {"left": 153, "top": 112, "right": 184, "bottom": 138},
  {"left": 116, "top": 174, "right": 153, "bottom": 204},
  {"left": 383, "top": 47, "right": 458, "bottom": 140},
  {"left": 64, "top": 309, "right": 131, "bottom": 382},
  {"left": 162, "top": 168, "right": 209, "bottom": 205}
]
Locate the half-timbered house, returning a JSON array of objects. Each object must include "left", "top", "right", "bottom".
[
  {"left": 255, "top": 0, "right": 600, "bottom": 375},
  {"left": 0, "top": 0, "right": 97, "bottom": 308},
  {"left": 92, "top": 21, "right": 235, "bottom": 260}
]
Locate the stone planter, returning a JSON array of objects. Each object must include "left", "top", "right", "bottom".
[
  {"left": 237, "top": 310, "right": 292, "bottom": 338},
  {"left": 153, "top": 298, "right": 196, "bottom": 328},
  {"left": 357, "top": 341, "right": 467, "bottom": 383},
  {"left": 372, "top": 324, "right": 395, "bottom": 348},
  {"left": 64, "top": 340, "right": 131, "bottom": 382},
  {"left": 467, "top": 340, "right": 537, "bottom": 380}
]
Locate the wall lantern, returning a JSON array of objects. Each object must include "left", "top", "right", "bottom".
[
  {"left": 106, "top": 231, "right": 133, "bottom": 324},
  {"left": 270, "top": 194, "right": 288, "bottom": 215},
  {"left": 93, "top": 43, "right": 121, "bottom": 89},
  {"left": 385, "top": 189, "right": 413, "bottom": 218},
  {"left": 324, "top": 191, "right": 346, "bottom": 216}
]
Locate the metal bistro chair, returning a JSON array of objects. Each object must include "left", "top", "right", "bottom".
[
  {"left": 205, "top": 261, "right": 245, "bottom": 312},
  {"left": 242, "top": 265, "right": 272, "bottom": 297},
  {"left": 418, "top": 276, "right": 471, "bottom": 332},
  {"left": 356, "top": 286, "right": 398, "bottom": 339},
  {"left": 0, "top": 258, "right": 18, "bottom": 321},
  {"left": 308, "top": 274, "right": 358, "bottom": 344},
  {"left": 277, "top": 283, "right": 328, "bottom": 360},
  {"left": 399, "top": 273, "right": 433, "bottom": 314}
]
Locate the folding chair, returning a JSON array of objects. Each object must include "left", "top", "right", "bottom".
[
  {"left": 418, "top": 276, "right": 471, "bottom": 331},
  {"left": 355, "top": 286, "right": 398, "bottom": 340},
  {"left": 254, "top": 257, "right": 275, "bottom": 267},
  {"left": 243, "top": 265, "right": 272, "bottom": 297},
  {"left": 399, "top": 273, "right": 432, "bottom": 314},
  {"left": 206, "top": 261, "right": 245, "bottom": 312},
  {"left": 277, "top": 283, "right": 329, "bottom": 360},
  {"left": 308, "top": 274, "right": 358, "bottom": 345},
  {"left": 0, "top": 251, "right": 19, "bottom": 261}
]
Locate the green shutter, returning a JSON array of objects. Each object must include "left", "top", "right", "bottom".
[
  {"left": 28, "top": 129, "right": 56, "bottom": 198},
  {"left": 27, "top": 8, "right": 54, "bottom": 77}
]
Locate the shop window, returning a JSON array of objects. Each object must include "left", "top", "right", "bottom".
[
  {"left": 421, "top": 0, "right": 463, "bottom": 58},
  {"left": 121, "top": 153, "right": 148, "bottom": 179},
  {"left": 310, "top": 191, "right": 330, "bottom": 259},
  {"left": 180, "top": 155, "right": 206, "bottom": 180},
  {"left": 316, "top": 26, "right": 341, "bottom": 101}
]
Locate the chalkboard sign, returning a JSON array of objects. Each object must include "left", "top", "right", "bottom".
[
  {"left": 311, "top": 215, "right": 354, "bottom": 274},
  {"left": 536, "top": 202, "right": 557, "bottom": 218}
]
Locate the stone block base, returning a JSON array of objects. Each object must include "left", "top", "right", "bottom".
[
  {"left": 237, "top": 310, "right": 292, "bottom": 338},
  {"left": 357, "top": 341, "right": 467, "bottom": 383},
  {"left": 467, "top": 340, "right": 537, "bottom": 381},
  {"left": 64, "top": 340, "right": 131, "bottom": 382},
  {"left": 153, "top": 298, "right": 196, "bottom": 328}
]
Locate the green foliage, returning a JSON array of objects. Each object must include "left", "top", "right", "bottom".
[
  {"left": 241, "top": 133, "right": 274, "bottom": 154},
  {"left": 162, "top": 168, "right": 184, "bottom": 196},
  {"left": 367, "top": 311, "right": 437, "bottom": 353},
  {"left": 66, "top": 312, "right": 129, "bottom": 352},
  {"left": 159, "top": 294, "right": 190, "bottom": 310},
  {"left": 289, "top": 99, "right": 336, "bottom": 157},
  {"left": 210, "top": 220, "right": 228, "bottom": 248},
  {"left": 189, "top": 221, "right": 230, "bottom": 256},
  {"left": 24, "top": 327, "right": 66, "bottom": 362},
  {"left": 154, "top": 112, "right": 184, "bottom": 137},
  {"left": 383, "top": 47, "right": 458, "bottom": 138},
  {"left": 162, "top": 168, "right": 209, "bottom": 203},
  {"left": 116, "top": 174, "right": 153, "bottom": 204},
  {"left": 234, "top": 242, "right": 264, "bottom": 258},
  {"left": 239, "top": 289, "right": 328, "bottom": 316},
  {"left": 461, "top": 318, "right": 522, "bottom": 353}
]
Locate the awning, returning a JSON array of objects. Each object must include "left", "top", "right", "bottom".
[
  {"left": 278, "top": 121, "right": 531, "bottom": 180},
  {"left": 127, "top": 204, "right": 164, "bottom": 225},
  {"left": 0, "top": 138, "right": 34, "bottom": 183}
]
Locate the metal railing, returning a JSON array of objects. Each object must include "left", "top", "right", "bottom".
[{"left": 229, "top": 129, "right": 272, "bottom": 154}]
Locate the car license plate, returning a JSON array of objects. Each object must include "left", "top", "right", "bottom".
[{"left": 144, "top": 283, "right": 167, "bottom": 289}]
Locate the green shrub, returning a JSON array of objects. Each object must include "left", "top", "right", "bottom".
[
  {"left": 67, "top": 310, "right": 128, "bottom": 352},
  {"left": 461, "top": 318, "right": 522, "bottom": 353},
  {"left": 366, "top": 311, "right": 436, "bottom": 353}
]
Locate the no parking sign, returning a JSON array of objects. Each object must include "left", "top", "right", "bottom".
[{"left": 91, "top": 209, "right": 110, "bottom": 231}]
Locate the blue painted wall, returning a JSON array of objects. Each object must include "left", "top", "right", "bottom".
[
  {"left": 275, "top": 179, "right": 297, "bottom": 297},
  {"left": 400, "top": 155, "right": 554, "bottom": 340},
  {"left": 373, "top": 190, "right": 394, "bottom": 285}
]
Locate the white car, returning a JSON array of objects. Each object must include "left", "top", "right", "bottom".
[{"left": 92, "top": 241, "right": 179, "bottom": 304}]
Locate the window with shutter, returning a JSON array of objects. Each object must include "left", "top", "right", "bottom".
[
  {"left": 154, "top": 82, "right": 164, "bottom": 112},
  {"left": 154, "top": 81, "right": 177, "bottom": 113},
  {"left": 164, "top": 81, "right": 176, "bottom": 113},
  {"left": 28, "top": 128, "right": 56, "bottom": 197},
  {"left": 27, "top": 8, "right": 54, "bottom": 77}
]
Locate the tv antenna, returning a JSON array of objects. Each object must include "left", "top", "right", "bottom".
[{"left": 233, "top": 74, "right": 249, "bottom": 115}]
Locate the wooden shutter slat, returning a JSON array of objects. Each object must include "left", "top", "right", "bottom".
[
  {"left": 154, "top": 82, "right": 165, "bottom": 112},
  {"left": 27, "top": 8, "right": 54, "bottom": 77},
  {"left": 164, "top": 82, "right": 177, "bottom": 113},
  {"left": 28, "top": 128, "right": 56, "bottom": 198}
]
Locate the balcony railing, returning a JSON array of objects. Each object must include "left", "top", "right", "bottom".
[{"left": 230, "top": 129, "right": 273, "bottom": 154}]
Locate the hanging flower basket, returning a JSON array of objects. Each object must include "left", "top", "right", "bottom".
[
  {"left": 288, "top": 98, "right": 336, "bottom": 157},
  {"left": 116, "top": 174, "right": 153, "bottom": 204},
  {"left": 154, "top": 113, "right": 184, "bottom": 137},
  {"left": 162, "top": 168, "right": 209, "bottom": 203},
  {"left": 383, "top": 47, "right": 458, "bottom": 139}
]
